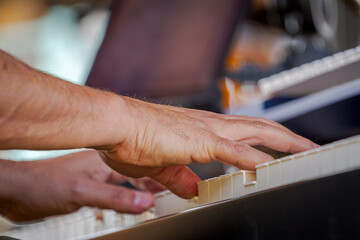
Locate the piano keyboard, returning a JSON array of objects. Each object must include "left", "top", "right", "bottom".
[
  {"left": 1, "top": 134, "right": 359, "bottom": 239},
  {"left": 196, "top": 134, "right": 360, "bottom": 206},
  {"left": 0, "top": 207, "right": 158, "bottom": 240},
  {"left": 258, "top": 46, "right": 360, "bottom": 96}
]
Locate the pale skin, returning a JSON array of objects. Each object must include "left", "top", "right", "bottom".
[
  {"left": 0, "top": 151, "right": 164, "bottom": 222},
  {"left": 0, "top": 50, "right": 318, "bottom": 221}
]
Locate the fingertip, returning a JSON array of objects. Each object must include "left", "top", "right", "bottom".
[
  {"left": 259, "top": 154, "right": 274, "bottom": 164},
  {"left": 152, "top": 166, "right": 200, "bottom": 199},
  {"left": 82, "top": 181, "right": 155, "bottom": 214},
  {"left": 304, "top": 137, "right": 319, "bottom": 149},
  {"left": 289, "top": 136, "right": 319, "bottom": 154},
  {"left": 302, "top": 140, "right": 320, "bottom": 152},
  {"left": 179, "top": 181, "right": 198, "bottom": 199},
  {"left": 313, "top": 143, "right": 321, "bottom": 148},
  {"left": 248, "top": 153, "right": 274, "bottom": 170},
  {"left": 133, "top": 192, "right": 154, "bottom": 212}
]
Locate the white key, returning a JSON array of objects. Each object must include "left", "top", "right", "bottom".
[
  {"left": 281, "top": 156, "right": 294, "bottom": 185},
  {"left": 307, "top": 151, "right": 321, "bottom": 179},
  {"left": 64, "top": 217, "right": 75, "bottom": 238},
  {"left": 56, "top": 220, "right": 66, "bottom": 239},
  {"left": 37, "top": 225, "right": 48, "bottom": 240},
  {"left": 268, "top": 160, "right": 281, "bottom": 188},
  {"left": 243, "top": 171, "right": 256, "bottom": 182},
  {"left": 103, "top": 210, "right": 116, "bottom": 229},
  {"left": 123, "top": 214, "right": 135, "bottom": 226},
  {"left": 186, "top": 197, "right": 198, "bottom": 210},
  {"left": 208, "top": 177, "right": 221, "bottom": 203},
  {"left": 27, "top": 226, "right": 39, "bottom": 240},
  {"left": 46, "top": 221, "right": 60, "bottom": 240},
  {"left": 154, "top": 191, "right": 167, "bottom": 217},
  {"left": 348, "top": 141, "right": 360, "bottom": 169},
  {"left": 165, "top": 193, "right": 188, "bottom": 214},
  {"left": 244, "top": 181, "right": 257, "bottom": 194},
  {"left": 197, "top": 180, "right": 209, "bottom": 205},
  {"left": 7, "top": 229, "right": 19, "bottom": 240},
  {"left": 114, "top": 213, "right": 124, "bottom": 227},
  {"left": 232, "top": 171, "right": 256, "bottom": 197},
  {"left": 346, "top": 134, "right": 360, "bottom": 143},
  {"left": 231, "top": 171, "right": 244, "bottom": 198},
  {"left": 294, "top": 153, "right": 308, "bottom": 181},
  {"left": 21, "top": 229, "right": 29, "bottom": 240},
  {"left": 220, "top": 174, "right": 233, "bottom": 200},
  {"left": 134, "top": 213, "right": 145, "bottom": 223},
  {"left": 144, "top": 210, "right": 156, "bottom": 221},
  {"left": 255, "top": 163, "right": 269, "bottom": 191},
  {"left": 333, "top": 143, "right": 348, "bottom": 173},
  {"left": 319, "top": 147, "right": 335, "bottom": 176},
  {"left": 84, "top": 211, "right": 96, "bottom": 234},
  {"left": 160, "top": 191, "right": 176, "bottom": 215},
  {"left": 73, "top": 215, "right": 86, "bottom": 237},
  {"left": 332, "top": 138, "right": 349, "bottom": 148}
]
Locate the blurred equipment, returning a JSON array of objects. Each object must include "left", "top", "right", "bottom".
[
  {"left": 257, "top": 47, "right": 360, "bottom": 97},
  {"left": 250, "top": 0, "right": 359, "bottom": 51},
  {"left": 86, "top": 0, "right": 250, "bottom": 111},
  {"left": 221, "top": 0, "right": 360, "bottom": 145},
  {"left": 227, "top": 46, "right": 360, "bottom": 144},
  {"left": 310, "top": 0, "right": 359, "bottom": 51}
]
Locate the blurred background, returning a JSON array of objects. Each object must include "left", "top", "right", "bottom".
[
  {"left": 0, "top": 0, "right": 111, "bottom": 161},
  {"left": 0, "top": 0, "right": 359, "bottom": 178}
]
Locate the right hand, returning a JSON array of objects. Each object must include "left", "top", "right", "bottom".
[{"left": 99, "top": 97, "right": 318, "bottom": 199}]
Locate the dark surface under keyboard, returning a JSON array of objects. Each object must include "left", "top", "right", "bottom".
[{"left": 95, "top": 169, "right": 360, "bottom": 240}]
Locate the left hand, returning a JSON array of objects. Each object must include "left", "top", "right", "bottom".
[{"left": 0, "top": 150, "right": 160, "bottom": 222}]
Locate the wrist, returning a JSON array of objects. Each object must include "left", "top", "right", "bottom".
[
  {"left": 0, "top": 160, "right": 28, "bottom": 216},
  {"left": 89, "top": 93, "right": 133, "bottom": 150}
]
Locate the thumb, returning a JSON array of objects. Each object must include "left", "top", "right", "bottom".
[
  {"left": 74, "top": 180, "right": 154, "bottom": 214},
  {"left": 151, "top": 166, "right": 201, "bottom": 199}
]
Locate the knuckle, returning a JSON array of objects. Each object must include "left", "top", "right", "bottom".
[
  {"left": 284, "top": 143, "right": 295, "bottom": 153},
  {"left": 67, "top": 178, "right": 90, "bottom": 209},
  {"left": 250, "top": 120, "right": 269, "bottom": 130},
  {"left": 201, "top": 145, "right": 217, "bottom": 163},
  {"left": 69, "top": 178, "right": 86, "bottom": 199},
  {"left": 192, "top": 134, "right": 218, "bottom": 163},
  {"left": 233, "top": 142, "right": 249, "bottom": 153},
  {"left": 224, "top": 118, "right": 240, "bottom": 126},
  {"left": 224, "top": 118, "right": 234, "bottom": 124},
  {"left": 258, "top": 117, "right": 274, "bottom": 125},
  {"left": 111, "top": 188, "right": 129, "bottom": 201},
  {"left": 216, "top": 136, "right": 229, "bottom": 146}
]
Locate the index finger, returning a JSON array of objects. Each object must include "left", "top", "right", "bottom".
[{"left": 212, "top": 118, "right": 317, "bottom": 154}]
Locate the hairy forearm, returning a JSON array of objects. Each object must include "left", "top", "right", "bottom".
[
  {"left": 0, "top": 50, "right": 129, "bottom": 150},
  {"left": 0, "top": 159, "right": 22, "bottom": 216}
]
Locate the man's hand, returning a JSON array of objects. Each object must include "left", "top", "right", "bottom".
[
  {"left": 99, "top": 97, "right": 318, "bottom": 199},
  {"left": 0, "top": 50, "right": 317, "bottom": 203},
  {"left": 0, "top": 151, "right": 160, "bottom": 222}
]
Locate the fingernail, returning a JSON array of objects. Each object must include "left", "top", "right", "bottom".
[
  {"left": 313, "top": 143, "right": 320, "bottom": 148},
  {"left": 134, "top": 193, "right": 154, "bottom": 210}
]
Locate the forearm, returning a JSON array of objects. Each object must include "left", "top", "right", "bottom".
[
  {"left": 0, "top": 159, "right": 23, "bottom": 216},
  {"left": 0, "top": 50, "right": 129, "bottom": 150}
]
